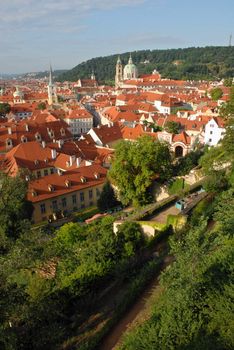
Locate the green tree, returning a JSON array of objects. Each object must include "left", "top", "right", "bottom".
[
  {"left": 223, "top": 78, "right": 233, "bottom": 87},
  {"left": 164, "top": 120, "right": 181, "bottom": 134},
  {"left": 109, "top": 136, "right": 172, "bottom": 206},
  {"left": 117, "top": 222, "right": 144, "bottom": 258},
  {"left": 210, "top": 87, "right": 223, "bottom": 101},
  {"left": 0, "top": 172, "right": 33, "bottom": 239},
  {"left": 219, "top": 86, "right": 234, "bottom": 120},
  {"left": 37, "top": 102, "right": 46, "bottom": 110},
  {"left": 0, "top": 103, "right": 11, "bottom": 116},
  {"left": 97, "top": 181, "right": 119, "bottom": 212},
  {"left": 120, "top": 216, "right": 234, "bottom": 350}
]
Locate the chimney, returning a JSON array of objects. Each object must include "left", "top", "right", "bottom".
[
  {"left": 69, "top": 155, "right": 76, "bottom": 166},
  {"left": 76, "top": 157, "right": 81, "bottom": 167},
  {"left": 25, "top": 124, "right": 29, "bottom": 132},
  {"left": 41, "top": 141, "right": 46, "bottom": 148},
  {"left": 8, "top": 127, "right": 12, "bottom": 135},
  {"left": 51, "top": 148, "right": 57, "bottom": 159},
  {"left": 58, "top": 139, "right": 63, "bottom": 148}
]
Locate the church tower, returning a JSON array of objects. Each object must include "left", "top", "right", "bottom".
[
  {"left": 47, "top": 65, "right": 58, "bottom": 105},
  {"left": 115, "top": 56, "right": 123, "bottom": 88}
]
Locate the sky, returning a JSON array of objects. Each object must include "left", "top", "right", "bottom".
[{"left": 0, "top": 0, "right": 233, "bottom": 74}]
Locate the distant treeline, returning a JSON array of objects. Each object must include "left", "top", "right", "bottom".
[{"left": 58, "top": 46, "right": 234, "bottom": 83}]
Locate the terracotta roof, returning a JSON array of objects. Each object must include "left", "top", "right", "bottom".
[
  {"left": 3, "top": 141, "right": 56, "bottom": 175},
  {"left": 28, "top": 164, "right": 107, "bottom": 202},
  {"left": 172, "top": 131, "right": 191, "bottom": 145}
]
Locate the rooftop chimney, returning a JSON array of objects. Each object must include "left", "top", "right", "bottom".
[{"left": 51, "top": 148, "right": 57, "bottom": 160}]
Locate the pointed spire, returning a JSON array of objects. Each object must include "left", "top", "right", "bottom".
[
  {"left": 117, "top": 55, "right": 122, "bottom": 64},
  {"left": 49, "top": 64, "right": 53, "bottom": 86},
  {"left": 128, "top": 53, "right": 133, "bottom": 64}
]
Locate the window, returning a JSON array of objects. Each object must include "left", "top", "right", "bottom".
[
  {"left": 62, "top": 198, "right": 67, "bottom": 208},
  {"left": 96, "top": 188, "right": 100, "bottom": 197},
  {"left": 37, "top": 171, "right": 41, "bottom": 178},
  {"left": 80, "top": 192, "right": 84, "bottom": 202},
  {"left": 209, "top": 138, "right": 212, "bottom": 142},
  {"left": 40, "top": 203, "right": 46, "bottom": 214},
  {"left": 89, "top": 189, "right": 93, "bottom": 199},
  {"left": 210, "top": 131, "right": 213, "bottom": 135},
  {"left": 72, "top": 194, "right": 77, "bottom": 204},
  {"left": 50, "top": 168, "right": 54, "bottom": 174},
  {"left": 44, "top": 169, "right": 48, "bottom": 176},
  {"left": 52, "top": 200, "right": 58, "bottom": 211},
  {"left": 210, "top": 124, "right": 214, "bottom": 127}
]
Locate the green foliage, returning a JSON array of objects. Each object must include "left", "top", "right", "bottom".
[
  {"left": 199, "top": 87, "right": 234, "bottom": 192},
  {"left": 97, "top": 181, "right": 120, "bottom": 212},
  {"left": 210, "top": 87, "right": 223, "bottom": 101},
  {"left": 0, "top": 102, "right": 11, "bottom": 116},
  {"left": 168, "top": 178, "right": 185, "bottom": 195},
  {"left": 223, "top": 78, "right": 233, "bottom": 87},
  {"left": 37, "top": 102, "right": 46, "bottom": 110},
  {"left": 117, "top": 222, "right": 144, "bottom": 258},
  {"left": 0, "top": 172, "right": 33, "bottom": 240},
  {"left": 58, "top": 46, "right": 234, "bottom": 83},
  {"left": 164, "top": 120, "right": 181, "bottom": 134},
  {"left": 109, "top": 136, "right": 172, "bottom": 206},
  {"left": 120, "top": 211, "right": 234, "bottom": 350},
  {"left": 0, "top": 213, "right": 148, "bottom": 349},
  {"left": 219, "top": 86, "right": 234, "bottom": 120},
  {"left": 173, "top": 149, "right": 204, "bottom": 176}
]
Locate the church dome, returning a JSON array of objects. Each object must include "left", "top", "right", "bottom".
[{"left": 123, "top": 55, "right": 138, "bottom": 80}]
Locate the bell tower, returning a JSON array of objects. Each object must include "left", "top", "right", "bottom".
[
  {"left": 47, "top": 64, "right": 58, "bottom": 105},
  {"left": 115, "top": 55, "right": 123, "bottom": 88}
]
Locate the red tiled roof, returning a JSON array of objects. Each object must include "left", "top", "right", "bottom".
[{"left": 28, "top": 164, "right": 107, "bottom": 202}]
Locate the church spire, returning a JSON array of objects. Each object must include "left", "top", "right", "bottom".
[
  {"left": 128, "top": 53, "right": 133, "bottom": 64},
  {"left": 49, "top": 64, "right": 53, "bottom": 86},
  {"left": 115, "top": 55, "right": 123, "bottom": 88},
  {"left": 47, "top": 63, "right": 58, "bottom": 105}
]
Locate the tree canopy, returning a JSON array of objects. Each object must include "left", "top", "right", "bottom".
[
  {"left": 58, "top": 46, "right": 234, "bottom": 83},
  {"left": 109, "top": 136, "right": 172, "bottom": 206},
  {"left": 210, "top": 87, "right": 223, "bottom": 101},
  {"left": 97, "top": 181, "right": 120, "bottom": 212},
  {"left": 0, "top": 172, "right": 33, "bottom": 240},
  {"left": 0, "top": 103, "right": 11, "bottom": 116}
]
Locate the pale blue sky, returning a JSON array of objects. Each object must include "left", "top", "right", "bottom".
[{"left": 0, "top": 0, "right": 233, "bottom": 74}]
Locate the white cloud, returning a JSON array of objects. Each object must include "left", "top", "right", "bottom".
[{"left": 0, "top": 0, "right": 146, "bottom": 23}]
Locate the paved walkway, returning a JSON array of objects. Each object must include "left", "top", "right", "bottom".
[{"left": 149, "top": 206, "right": 180, "bottom": 224}]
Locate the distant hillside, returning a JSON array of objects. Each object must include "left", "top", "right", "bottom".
[
  {"left": 58, "top": 46, "right": 234, "bottom": 83},
  {"left": 18, "top": 69, "right": 68, "bottom": 80}
]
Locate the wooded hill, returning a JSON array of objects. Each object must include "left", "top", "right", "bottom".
[{"left": 58, "top": 46, "right": 234, "bottom": 83}]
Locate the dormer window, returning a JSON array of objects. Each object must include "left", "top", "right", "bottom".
[
  {"left": 35, "top": 132, "right": 41, "bottom": 141},
  {"left": 60, "top": 128, "right": 65, "bottom": 136},
  {"left": 80, "top": 176, "right": 87, "bottom": 183},
  {"left": 34, "top": 159, "right": 39, "bottom": 166},
  {"left": 94, "top": 172, "right": 100, "bottom": 179},
  {"left": 21, "top": 135, "right": 27, "bottom": 143},
  {"left": 48, "top": 184, "right": 54, "bottom": 192},
  {"left": 31, "top": 189, "right": 37, "bottom": 197},
  {"left": 6, "top": 138, "right": 13, "bottom": 148},
  {"left": 65, "top": 179, "right": 71, "bottom": 187}
]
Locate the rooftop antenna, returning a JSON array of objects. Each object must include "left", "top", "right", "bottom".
[{"left": 229, "top": 33, "right": 232, "bottom": 46}]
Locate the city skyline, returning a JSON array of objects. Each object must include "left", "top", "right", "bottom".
[{"left": 1, "top": 0, "right": 234, "bottom": 74}]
